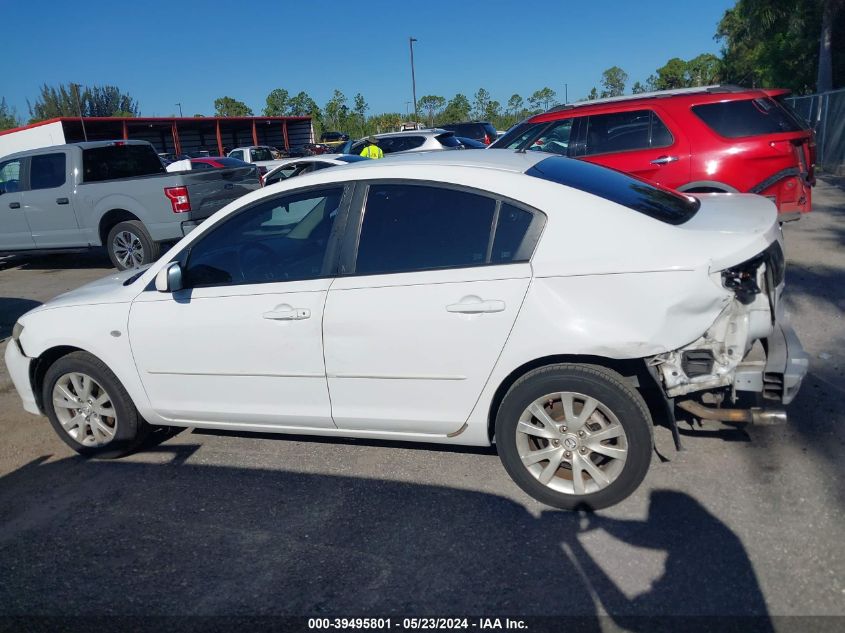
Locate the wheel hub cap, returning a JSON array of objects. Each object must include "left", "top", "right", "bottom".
[
  {"left": 515, "top": 391, "right": 629, "bottom": 495},
  {"left": 52, "top": 372, "right": 117, "bottom": 447}
]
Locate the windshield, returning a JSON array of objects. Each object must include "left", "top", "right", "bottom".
[
  {"left": 526, "top": 156, "right": 700, "bottom": 225},
  {"left": 250, "top": 148, "right": 275, "bottom": 161}
]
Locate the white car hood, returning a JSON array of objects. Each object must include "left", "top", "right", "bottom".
[{"left": 28, "top": 266, "right": 149, "bottom": 313}]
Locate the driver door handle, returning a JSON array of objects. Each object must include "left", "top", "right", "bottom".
[
  {"left": 8, "top": 202, "right": 20, "bottom": 209},
  {"left": 56, "top": 197, "right": 69, "bottom": 205},
  {"left": 650, "top": 155, "right": 679, "bottom": 165},
  {"left": 263, "top": 308, "right": 310, "bottom": 321}
]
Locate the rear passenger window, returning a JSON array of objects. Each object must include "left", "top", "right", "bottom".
[
  {"left": 30, "top": 153, "right": 66, "bottom": 189},
  {"left": 492, "top": 204, "right": 534, "bottom": 263},
  {"left": 356, "top": 184, "right": 495, "bottom": 275},
  {"left": 0, "top": 158, "right": 22, "bottom": 193},
  {"left": 692, "top": 98, "right": 803, "bottom": 138},
  {"left": 581, "top": 110, "right": 673, "bottom": 156}
]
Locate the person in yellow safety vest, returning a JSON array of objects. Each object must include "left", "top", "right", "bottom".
[{"left": 360, "top": 136, "right": 384, "bottom": 159}]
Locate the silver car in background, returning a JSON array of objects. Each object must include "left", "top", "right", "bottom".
[{"left": 342, "top": 129, "right": 464, "bottom": 156}]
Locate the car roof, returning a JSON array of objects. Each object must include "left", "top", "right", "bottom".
[
  {"left": 371, "top": 129, "right": 450, "bottom": 139},
  {"left": 535, "top": 85, "right": 777, "bottom": 119},
  {"left": 332, "top": 148, "right": 548, "bottom": 173},
  {"left": 2, "top": 139, "right": 152, "bottom": 161}
]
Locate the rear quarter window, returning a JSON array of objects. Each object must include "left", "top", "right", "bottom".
[
  {"left": 692, "top": 98, "right": 804, "bottom": 138},
  {"left": 526, "top": 156, "right": 699, "bottom": 225},
  {"left": 82, "top": 145, "right": 166, "bottom": 182}
]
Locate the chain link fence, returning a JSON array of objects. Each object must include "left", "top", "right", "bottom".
[{"left": 787, "top": 88, "right": 845, "bottom": 176}]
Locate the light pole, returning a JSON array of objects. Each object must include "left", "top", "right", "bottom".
[
  {"left": 564, "top": 83, "right": 568, "bottom": 104},
  {"left": 409, "top": 37, "right": 418, "bottom": 122},
  {"left": 175, "top": 102, "right": 183, "bottom": 117},
  {"left": 70, "top": 83, "right": 88, "bottom": 141}
]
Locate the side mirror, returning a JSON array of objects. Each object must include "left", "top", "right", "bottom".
[{"left": 155, "top": 262, "right": 184, "bottom": 293}]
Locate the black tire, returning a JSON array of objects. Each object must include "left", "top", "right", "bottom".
[
  {"left": 43, "top": 351, "right": 149, "bottom": 459},
  {"left": 495, "top": 363, "right": 653, "bottom": 511},
  {"left": 106, "top": 220, "right": 160, "bottom": 270}
]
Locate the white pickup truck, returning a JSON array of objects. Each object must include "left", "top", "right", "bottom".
[
  {"left": 0, "top": 140, "right": 260, "bottom": 269},
  {"left": 227, "top": 146, "right": 289, "bottom": 172}
]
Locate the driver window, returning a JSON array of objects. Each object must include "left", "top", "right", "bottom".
[
  {"left": 184, "top": 186, "right": 344, "bottom": 288},
  {"left": 527, "top": 119, "right": 573, "bottom": 156}
]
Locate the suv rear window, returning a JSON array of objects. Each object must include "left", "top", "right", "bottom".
[
  {"left": 526, "top": 156, "right": 699, "bottom": 225},
  {"left": 250, "top": 148, "right": 274, "bottom": 161},
  {"left": 692, "top": 98, "right": 804, "bottom": 138},
  {"left": 82, "top": 144, "right": 166, "bottom": 182}
]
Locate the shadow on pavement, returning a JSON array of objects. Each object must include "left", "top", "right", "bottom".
[
  {"left": 0, "top": 297, "right": 42, "bottom": 340},
  {"left": 0, "top": 250, "right": 112, "bottom": 272},
  {"left": 0, "top": 453, "right": 773, "bottom": 631}
]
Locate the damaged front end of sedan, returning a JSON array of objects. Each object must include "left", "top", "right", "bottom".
[{"left": 648, "top": 241, "right": 809, "bottom": 427}]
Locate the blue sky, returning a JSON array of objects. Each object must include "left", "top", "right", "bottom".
[{"left": 1, "top": 0, "right": 735, "bottom": 119}]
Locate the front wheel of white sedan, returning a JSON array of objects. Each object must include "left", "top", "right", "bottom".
[
  {"left": 43, "top": 351, "right": 149, "bottom": 458},
  {"left": 495, "top": 364, "right": 653, "bottom": 510}
]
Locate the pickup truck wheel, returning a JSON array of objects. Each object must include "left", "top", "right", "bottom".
[
  {"left": 43, "top": 351, "right": 150, "bottom": 458},
  {"left": 495, "top": 364, "right": 653, "bottom": 511},
  {"left": 106, "top": 220, "right": 159, "bottom": 270}
]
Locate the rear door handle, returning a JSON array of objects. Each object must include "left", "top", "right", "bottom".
[
  {"left": 56, "top": 197, "right": 69, "bottom": 205},
  {"left": 8, "top": 202, "right": 20, "bottom": 209},
  {"left": 446, "top": 298, "right": 506, "bottom": 314},
  {"left": 262, "top": 308, "right": 311, "bottom": 320},
  {"left": 650, "top": 155, "right": 679, "bottom": 165}
]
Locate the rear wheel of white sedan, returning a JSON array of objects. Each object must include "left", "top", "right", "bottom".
[
  {"left": 495, "top": 364, "right": 653, "bottom": 510},
  {"left": 43, "top": 351, "right": 149, "bottom": 459}
]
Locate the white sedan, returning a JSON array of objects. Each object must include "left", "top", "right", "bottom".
[
  {"left": 4, "top": 151, "right": 807, "bottom": 509},
  {"left": 262, "top": 154, "right": 370, "bottom": 186}
]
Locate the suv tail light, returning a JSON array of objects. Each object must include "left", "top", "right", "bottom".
[{"left": 164, "top": 186, "right": 191, "bottom": 213}]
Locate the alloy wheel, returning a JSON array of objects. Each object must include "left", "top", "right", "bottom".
[
  {"left": 112, "top": 231, "right": 145, "bottom": 268},
  {"left": 515, "top": 391, "right": 628, "bottom": 495},
  {"left": 52, "top": 372, "right": 118, "bottom": 447}
]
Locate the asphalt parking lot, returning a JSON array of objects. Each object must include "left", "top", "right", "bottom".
[{"left": 0, "top": 181, "right": 843, "bottom": 627}]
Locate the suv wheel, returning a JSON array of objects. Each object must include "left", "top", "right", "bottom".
[{"left": 495, "top": 364, "right": 653, "bottom": 510}]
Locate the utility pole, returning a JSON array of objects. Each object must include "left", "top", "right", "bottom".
[
  {"left": 71, "top": 83, "right": 87, "bottom": 141},
  {"left": 405, "top": 101, "right": 411, "bottom": 118},
  {"left": 175, "top": 102, "right": 183, "bottom": 117},
  {"left": 409, "top": 37, "right": 418, "bottom": 122},
  {"left": 564, "top": 83, "right": 568, "bottom": 104}
]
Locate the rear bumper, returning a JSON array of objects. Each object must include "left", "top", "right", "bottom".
[
  {"left": 4, "top": 340, "right": 40, "bottom": 415},
  {"left": 763, "top": 319, "right": 809, "bottom": 404},
  {"left": 735, "top": 315, "right": 808, "bottom": 405}
]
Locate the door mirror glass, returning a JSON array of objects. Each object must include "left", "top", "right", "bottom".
[{"left": 155, "top": 262, "right": 184, "bottom": 292}]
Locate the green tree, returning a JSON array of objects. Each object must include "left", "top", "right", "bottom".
[
  {"left": 716, "top": 0, "right": 844, "bottom": 92},
  {"left": 528, "top": 87, "right": 556, "bottom": 111},
  {"left": 441, "top": 93, "right": 471, "bottom": 122},
  {"left": 0, "top": 98, "right": 20, "bottom": 130},
  {"left": 28, "top": 83, "right": 139, "bottom": 122},
  {"left": 472, "top": 88, "right": 491, "bottom": 119},
  {"left": 655, "top": 58, "right": 690, "bottom": 89},
  {"left": 600, "top": 66, "right": 628, "bottom": 97},
  {"left": 686, "top": 53, "right": 721, "bottom": 86},
  {"left": 263, "top": 88, "right": 290, "bottom": 116},
  {"left": 418, "top": 95, "right": 446, "bottom": 126},
  {"left": 324, "top": 89, "right": 349, "bottom": 132},
  {"left": 353, "top": 93, "right": 368, "bottom": 136},
  {"left": 631, "top": 81, "right": 647, "bottom": 94},
  {"left": 288, "top": 91, "right": 321, "bottom": 118},
  {"left": 585, "top": 87, "right": 599, "bottom": 101},
  {"left": 507, "top": 94, "right": 524, "bottom": 118},
  {"left": 214, "top": 96, "right": 253, "bottom": 117},
  {"left": 484, "top": 99, "right": 501, "bottom": 122}
]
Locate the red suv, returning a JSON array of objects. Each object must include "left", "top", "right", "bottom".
[{"left": 490, "top": 86, "right": 815, "bottom": 217}]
